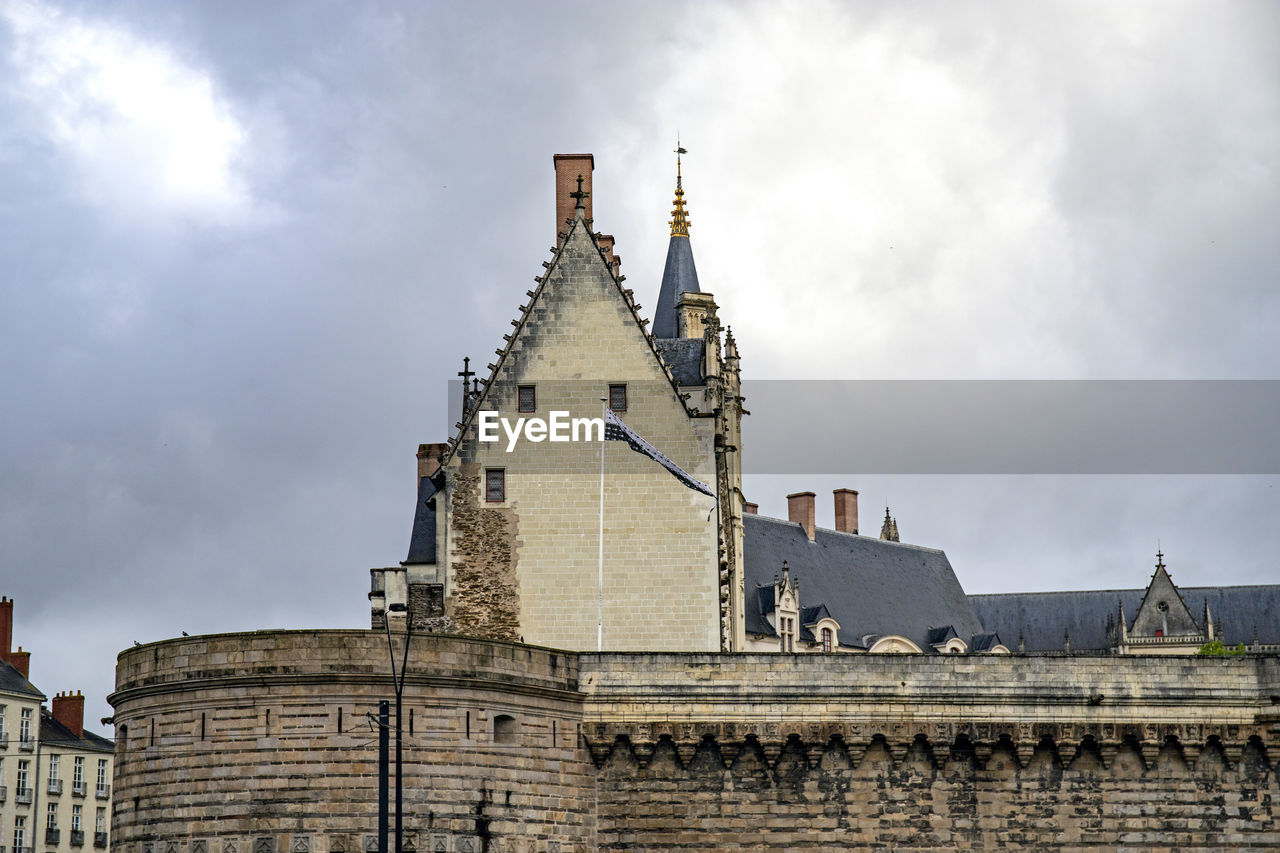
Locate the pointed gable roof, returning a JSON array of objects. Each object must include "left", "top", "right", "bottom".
[
  {"left": 442, "top": 210, "right": 696, "bottom": 463},
  {"left": 1130, "top": 552, "right": 1201, "bottom": 638}
]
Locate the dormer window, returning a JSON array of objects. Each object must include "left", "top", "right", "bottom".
[
  {"left": 821, "top": 627, "right": 833, "bottom": 653},
  {"left": 781, "top": 617, "right": 795, "bottom": 653}
]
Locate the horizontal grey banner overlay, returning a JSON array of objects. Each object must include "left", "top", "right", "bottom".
[
  {"left": 445, "top": 380, "right": 1280, "bottom": 474},
  {"left": 743, "top": 380, "right": 1280, "bottom": 474}
]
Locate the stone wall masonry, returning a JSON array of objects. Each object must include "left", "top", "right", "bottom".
[
  {"left": 448, "top": 218, "right": 719, "bottom": 653},
  {"left": 579, "top": 652, "right": 1280, "bottom": 850},
  {"left": 111, "top": 631, "right": 594, "bottom": 853},
  {"left": 111, "top": 633, "right": 1280, "bottom": 851},
  {"left": 448, "top": 462, "right": 522, "bottom": 642}
]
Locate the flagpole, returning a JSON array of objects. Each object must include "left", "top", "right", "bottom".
[{"left": 598, "top": 397, "right": 606, "bottom": 652}]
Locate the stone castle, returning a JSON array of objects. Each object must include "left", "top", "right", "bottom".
[{"left": 108, "top": 154, "right": 1280, "bottom": 851}]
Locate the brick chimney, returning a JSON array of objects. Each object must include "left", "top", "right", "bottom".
[
  {"left": 8, "top": 647, "right": 30, "bottom": 679},
  {"left": 597, "top": 233, "right": 621, "bottom": 277},
  {"left": 743, "top": 502, "right": 758, "bottom": 515},
  {"left": 553, "top": 153, "right": 594, "bottom": 241},
  {"left": 53, "top": 691, "right": 85, "bottom": 738},
  {"left": 834, "top": 489, "right": 859, "bottom": 535},
  {"left": 0, "top": 597, "right": 29, "bottom": 678},
  {"left": 416, "top": 442, "right": 447, "bottom": 479},
  {"left": 787, "top": 492, "right": 816, "bottom": 541},
  {"left": 0, "top": 596, "right": 12, "bottom": 659}
]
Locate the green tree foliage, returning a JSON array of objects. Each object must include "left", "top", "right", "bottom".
[{"left": 1196, "top": 639, "right": 1247, "bottom": 656}]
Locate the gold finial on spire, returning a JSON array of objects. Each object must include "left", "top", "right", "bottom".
[{"left": 669, "top": 140, "right": 690, "bottom": 237}]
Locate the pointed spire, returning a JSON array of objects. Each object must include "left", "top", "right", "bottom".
[
  {"left": 880, "top": 507, "right": 893, "bottom": 540},
  {"left": 1155, "top": 547, "right": 1166, "bottom": 572},
  {"left": 653, "top": 143, "right": 702, "bottom": 338},
  {"left": 890, "top": 517, "right": 900, "bottom": 542},
  {"left": 1203, "top": 599, "right": 1214, "bottom": 640},
  {"left": 724, "top": 325, "right": 738, "bottom": 356},
  {"left": 669, "top": 141, "right": 690, "bottom": 237}
]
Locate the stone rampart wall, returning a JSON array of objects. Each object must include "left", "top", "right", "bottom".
[
  {"left": 111, "top": 631, "right": 594, "bottom": 853},
  {"left": 111, "top": 635, "right": 1280, "bottom": 851},
  {"left": 579, "top": 652, "right": 1280, "bottom": 850}
]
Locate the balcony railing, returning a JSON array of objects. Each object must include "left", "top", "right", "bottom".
[
  {"left": 0, "top": 730, "right": 9, "bottom": 748},
  {"left": 44, "top": 831, "right": 60, "bottom": 847},
  {"left": 47, "top": 779, "right": 63, "bottom": 795},
  {"left": 70, "top": 831, "right": 85, "bottom": 847},
  {"left": 17, "top": 847, "right": 34, "bottom": 853},
  {"left": 95, "top": 785, "right": 110, "bottom": 800},
  {"left": 94, "top": 835, "right": 108, "bottom": 850},
  {"left": 16, "top": 786, "right": 33, "bottom": 804},
  {"left": 19, "top": 736, "right": 35, "bottom": 752},
  {"left": 72, "top": 781, "right": 86, "bottom": 797}
]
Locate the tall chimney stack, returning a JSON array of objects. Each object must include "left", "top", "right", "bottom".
[
  {"left": 834, "top": 489, "right": 859, "bottom": 534},
  {"left": 53, "top": 691, "right": 85, "bottom": 738},
  {"left": 787, "top": 492, "right": 816, "bottom": 541},
  {"left": 0, "top": 596, "right": 12, "bottom": 659},
  {"left": 553, "top": 153, "right": 594, "bottom": 242},
  {"left": 743, "top": 502, "right": 759, "bottom": 515}
]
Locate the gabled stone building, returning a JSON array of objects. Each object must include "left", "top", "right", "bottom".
[{"left": 371, "top": 152, "right": 990, "bottom": 655}]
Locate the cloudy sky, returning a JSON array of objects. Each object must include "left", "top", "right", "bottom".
[{"left": 1, "top": 0, "right": 1277, "bottom": 728}]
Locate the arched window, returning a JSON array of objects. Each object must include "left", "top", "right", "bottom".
[
  {"left": 493, "top": 714, "right": 518, "bottom": 745},
  {"left": 821, "top": 627, "right": 833, "bottom": 653}
]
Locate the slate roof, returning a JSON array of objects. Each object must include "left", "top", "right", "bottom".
[
  {"left": 0, "top": 659, "right": 43, "bottom": 699},
  {"left": 968, "top": 589, "right": 1137, "bottom": 652},
  {"left": 405, "top": 472, "right": 442, "bottom": 564},
  {"left": 654, "top": 338, "right": 705, "bottom": 386},
  {"left": 743, "top": 513, "right": 986, "bottom": 651},
  {"left": 40, "top": 709, "right": 113, "bottom": 753},
  {"left": 651, "top": 234, "right": 700, "bottom": 338},
  {"left": 969, "top": 585, "right": 1280, "bottom": 651}
]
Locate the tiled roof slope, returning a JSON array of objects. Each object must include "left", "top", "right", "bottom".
[
  {"left": 654, "top": 338, "right": 705, "bottom": 386},
  {"left": 744, "top": 513, "right": 985, "bottom": 650},
  {"left": 0, "top": 658, "right": 43, "bottom": 699},
  {"left": 405, "top": 473, "right": 441, "bottom": 564},
  {"left": 40, "top": 709, "right": 113, "bottom": 752},
  {"left": 969, "top": 584, "right": 1280, "bottom": 651},
  {"left": 652, "top": 234, "right": 700, "bottom": 338}
]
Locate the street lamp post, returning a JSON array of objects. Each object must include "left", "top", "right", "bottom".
[{"left": 382, "top": 602, "right": 412, "bottom": 853}]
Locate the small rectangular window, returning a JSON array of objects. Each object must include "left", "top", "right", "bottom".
[
  {"left": 517, "top": 385, "right": 536, "bottom": 413},
  {"left": 608, "top": 384, "right": 627, "bottom": 412},
  {"left": 485, "top": 469, "right": 505, "bottom": 503}
]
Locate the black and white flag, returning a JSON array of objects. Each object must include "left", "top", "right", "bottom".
[{"left": 604, "top": 408, "right": 716, "bottom": 500}]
